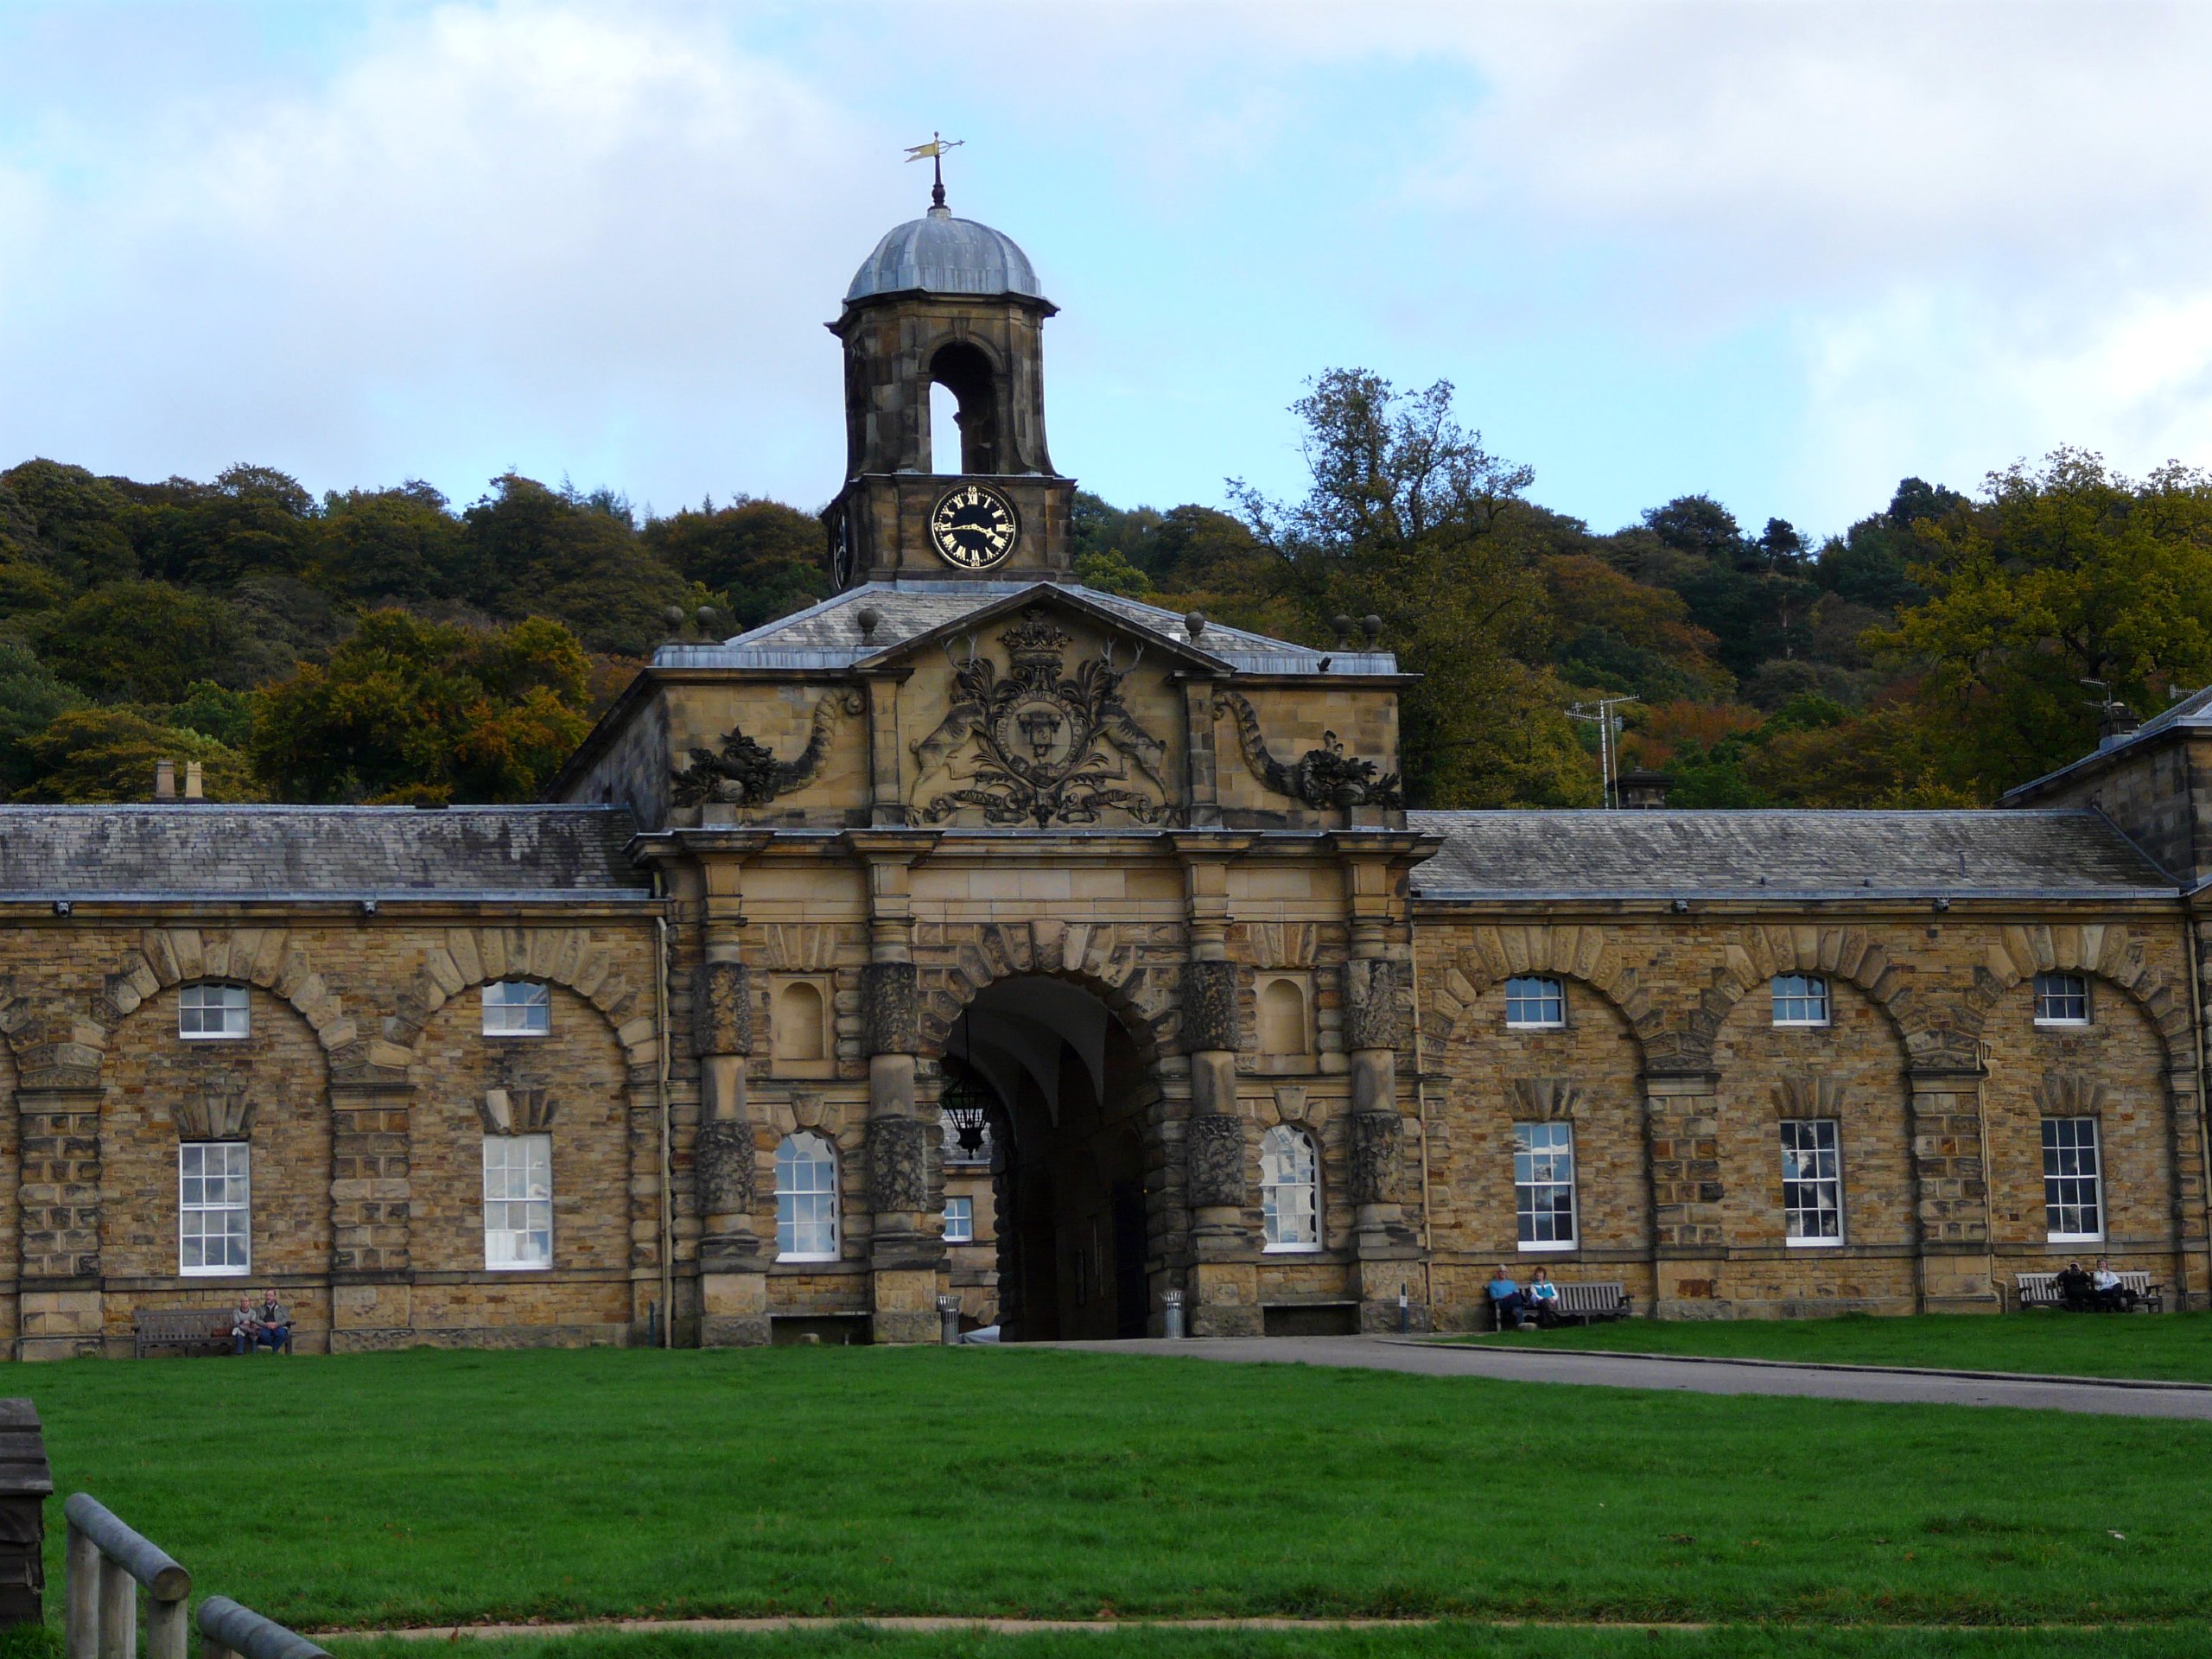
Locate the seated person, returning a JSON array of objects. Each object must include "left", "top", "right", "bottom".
[
  {"left": 2091, "top": 1257, "right": 2135, "bottom": 1313},
  {"left": 1526, "top": 1268, "right": 1561, "bottom": 1324},
  {"left": 252, "top": 1290, "right": 293, "bottom": 1353},
  {"left": 1487, "top": 1266, "right": 1532, "bottom": 1330},
  {"left": 231, "top": 1294, "right": 259, "bottom": 1356},
  {"left": 2054, "top": 1260, "right": 2094, "bottom": 1312}
]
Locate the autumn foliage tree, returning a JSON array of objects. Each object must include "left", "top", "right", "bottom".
[{"left": 251, "top": 611, "right": 592, "bottom": 804}]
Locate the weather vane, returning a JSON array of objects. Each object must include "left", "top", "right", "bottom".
[{"left": 905, "top": 131, "right": 963, "bottom": 211}]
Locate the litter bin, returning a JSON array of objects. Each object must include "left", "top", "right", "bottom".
[{"left": 0, "top": 1399, "right": 53, "bottom": 1625}]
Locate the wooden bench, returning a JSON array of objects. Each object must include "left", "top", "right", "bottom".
[
  {"left": 2015, "top": 1271, "right": 2164, "bottom": 1313},
  {"left": 1491, "top": 1281, "right": 1633, "bottom": 1330},
  {"left": 131, "top": 1308, "right": 233, "bottom": 1358}
]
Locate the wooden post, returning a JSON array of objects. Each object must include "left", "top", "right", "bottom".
[
  {"left": 65, "top": 1520, "right": 99, "bottom": 1659},
  {"left": 97, "top": 1554, "right": 136, "bottom": 1659},
  {"left": 147, "top": 1594, "right": 188, "bottom": 1659}
]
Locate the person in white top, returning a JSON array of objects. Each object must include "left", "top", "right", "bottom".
[{"left": 2090, "top": 1256, "right": 2135, "bottom": 1313}]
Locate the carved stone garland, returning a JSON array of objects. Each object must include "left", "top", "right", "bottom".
[
  {"left": 1213, "top": 689, "right": 1402, "bottom": 810},
  {"left": 671, "top": 690, "right": 862, "bottom": 808}
]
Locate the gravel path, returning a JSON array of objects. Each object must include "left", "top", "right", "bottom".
[{"left": 1040, "top": 1335, "right": 2212, "bottom": 1419}]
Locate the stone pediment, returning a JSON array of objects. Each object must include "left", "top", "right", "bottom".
[{"left": 849, "top": 582, "right": 1234, "bottom": 677}]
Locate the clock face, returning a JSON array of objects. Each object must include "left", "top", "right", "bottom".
[{"left": 929, "top": 484, "right": 1020, "bottom": 571}]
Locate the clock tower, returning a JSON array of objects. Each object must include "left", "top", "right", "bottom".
[{"left": 823, "top": 187, "right": 1076, "bottom": 587}]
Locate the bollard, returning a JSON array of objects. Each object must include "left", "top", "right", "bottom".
[
  {"left": 937, "top": 1293, "right": 963, "bottom": 1346},
  {"left": 1399, "top": 1283, "right": 1410, "bottom": 1335},
  {"left": 1162, "top": 1288, "right": 1185, "bottom": 1339}
]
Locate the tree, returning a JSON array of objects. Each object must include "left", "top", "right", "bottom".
[
  {"left": 251, "top": 610, "right": 593, "bottom": 803},
  {"left": 1230, "top": 371, "right": 1581, "bottom": 804},
  {"left": 315, "top": 481, "right": 465, "bottom": 603},
  {"left": 1875, "top": 448, "right": 2212, "bottom": 797},
  {"left": 19, "top": 707, "right": 259, "bottom": 803},
  {"left": 0, "top": 459, "right": 136, "bottom": 590},
  {"left": 641, "top": 498, "right": 829, "bottom": 631},
  {"left": 30, "top": 580, "right": 270, "bottom": 701},
  {"left": 462, "top": 474, "right": 690, "bottom": 655},
  {"left": 0, "top": 638, "right": 87, "bottom": 797}
]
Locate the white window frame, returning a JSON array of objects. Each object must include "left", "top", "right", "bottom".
[
  {"left": 1780, "top": 1118, "right": 1845, "bottom": 1247},
  {"left": 482, "top": 1134, "right": 553, "bottom": 1269},
  {"left": 1259, "top": 1125, "right": 1321, "bottom": 1252},
  {"left": 2042, "top": 1116, "right": 2104, "bottom": 1243},
  {"left": 482, "top": 980, "right": 551, "bottom": 1038},
  {"left": 179, "top": 983, "right": 250, "bottom": 1041},
  {"left": 2033, "top": 972, "right": 2090, "bottom": 1027},
  {"left": 1504, "top": 976, "right": 1567, "bottom": 1030},
  {"left": 178, "top": 1141, "right": 251, "bottom": 1275},
  {"left": 1513, "top": 1121, "right": 1578, "bottom": 1250},
  {"left": 943, "top": 1196, "right": 975, "bottom": 1244},
  {"left": 1770, "top": 974, "right": 1831, "bottom": 1027},
  {"left": 776, "top": 1131, "right": 841, "bottom": 1262}
]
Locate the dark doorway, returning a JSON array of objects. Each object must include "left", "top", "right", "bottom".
[{"left": 944, "top": 976, "right": 1156, "bottom": 1340}]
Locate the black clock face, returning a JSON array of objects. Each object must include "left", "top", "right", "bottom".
[{"left": 930, "top": 485, "right": 1019, "bottom": 571}]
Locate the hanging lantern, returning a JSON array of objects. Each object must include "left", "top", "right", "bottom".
[{"left": 941, "top": 1065, "right": 995, "bottom": 1161}]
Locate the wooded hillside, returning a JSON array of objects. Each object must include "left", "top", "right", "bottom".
[{"left": 3, "top": 370, "right": 2205, "bottom": 808}]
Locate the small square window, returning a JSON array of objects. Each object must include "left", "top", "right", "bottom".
[
  {"left": 1771, "top": 975, "right": 1830, "bottom": 1027},
  {"left": 2034, "top": 972, "right": 2089, "bottom": 1027},
  {"left": 179, "top": 984, "right": 249, "bottom": 1040},
  {"left": 944, "top": 1197, "right": 974, "bottom": 1243},
  {"left": 483, "top": 981, "right": 551, "bottom": 1037},
  {"left": 1504, "top": 976, "right": 1566, "bottom": 1029}
]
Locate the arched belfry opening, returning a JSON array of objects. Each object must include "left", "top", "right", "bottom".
[
  {"left": 927, "top": 340, "right": 1002, "bottom": 475},
  {"left": 941, "top": 975, "right": 1157, "bottom": 1340}
]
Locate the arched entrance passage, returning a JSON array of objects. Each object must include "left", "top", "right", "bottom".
[{"left": 944, "top": 975, "right": 1157, "bottom": 1340}]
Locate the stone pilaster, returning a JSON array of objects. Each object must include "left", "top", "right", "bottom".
[
  {"left": 2164, "top": 1063, "right": 2210, "bottom": 1310},
  {"left": 1906, "top": 1065, "right": 1999, "bottom": 1313},
  {"left": 846, "top": 831, "right": 945, "bottom": 1344},
  {"left": 15, "top": 1082, "right": 104, "bottom": 1360},
  {"left": 695, "top": 954, "right": 767, "bottom": 1346},
  {"left": 1645, "top": 1068, "right": 1727, "bottom": 1318},
  {"left": 327, "top": 1074, "right": 415, "bottom": 1352},
  {"left": 1182, "top": 955, "right": 1256, "bottom": 1335},
  {"left": 1340, "top": 944, "right": 1425, "bottom": 1330}
]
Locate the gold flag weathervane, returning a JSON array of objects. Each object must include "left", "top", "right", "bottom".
[{"left": 906, "top": 130, "right": 963, "bottom": 211}]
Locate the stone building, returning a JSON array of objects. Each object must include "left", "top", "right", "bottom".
[{"left": 0, "top": 194, "right": 2206, "bottom": 1355}]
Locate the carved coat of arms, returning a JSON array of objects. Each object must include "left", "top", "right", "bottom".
[{"left": 909, "top": 607, "right": 1179, "bottom": 826}]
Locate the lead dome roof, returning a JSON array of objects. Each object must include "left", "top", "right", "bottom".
[{"left": 844, "top": 206, "right": 1045, "bottom": 305}]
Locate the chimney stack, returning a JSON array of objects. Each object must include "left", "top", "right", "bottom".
[
  {"left": 1617, "top": 768, "right": 1675, "bottom": 810},
  {"left": 153, "top": 760, "right": 175, "bottom": 802},
  {"left": 183, "top": 760, "right": 204, "bottom": 800}
]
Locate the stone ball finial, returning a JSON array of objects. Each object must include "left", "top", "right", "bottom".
[
  {"left": 1184, "top": 610, "right": 1207, "bottom": 640},
  {"left": 663, "top": 605, "right": 686, "bottom": 629},
  {"left": 856, "top": 605, "right": 881, "bottom": 640},
  {"left": 1361, "top": 614, "right": 1383, "bottom": 644},
  {"left": 696, "top": 604, "right": 719, "bottom": 629},
  {"left": 1331, "top": 613, "right": 1356, "bottom": 645}
]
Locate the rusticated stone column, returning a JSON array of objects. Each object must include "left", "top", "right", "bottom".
[
  {"left": 15, "top": 1077, "right": 105, "bottom": 1360},
  {"left": 864, "top": 957, "right": 938, "bottom": 1342},
  {"left": 1341, "top": 944, "right": 1424, "bottom": 1331},
  {"left": 1182, "top": 954, "right": 1258, "bottom": 1336},
  {"left": 695, "top": 954, "right": 768, "bottom": 1346}
]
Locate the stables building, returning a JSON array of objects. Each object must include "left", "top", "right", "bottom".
[{"left": 2, "top": 193, "right": 2207, "bottom": 1355}]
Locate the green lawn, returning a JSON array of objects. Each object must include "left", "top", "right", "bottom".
[
  {"left": 1454, "top": 1312, "right": 2212, "bottom": 1381},
  {"left": 8, "top": 1346, "right": 2211, "bottom": 1630},
  {"left": 325, "top": 1629, "right": 2212, "bottom": 1659}
]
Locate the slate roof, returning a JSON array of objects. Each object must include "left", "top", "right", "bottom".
[
  {"left": 0, "top": 805, "right": 650, "bottom": 900},
  {"left": 1408, "top": 810, "right": 2177, "bottom": 901},
  {"left": 654, "top": 580, "right": 1399, "bottom": 677},
  {"left": 845, "top": 208, "right": 1044, "bottom": 305}
]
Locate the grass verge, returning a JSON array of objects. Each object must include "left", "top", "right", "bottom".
[
  {"left": 6, "top": 1345, "right": 2209, "bottom": 1628},
  {"left": 1453, "top": 1311, "right": 2212, "bottom": 1381}
]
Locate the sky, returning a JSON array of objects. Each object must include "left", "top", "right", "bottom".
[{"left": 2, "top": 1, "right": 2209, "bottom": 543}]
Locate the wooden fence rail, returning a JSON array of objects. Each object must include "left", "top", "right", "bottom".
[{"left": 61, "top": 1495, "right": 327, "bottom": 1659}]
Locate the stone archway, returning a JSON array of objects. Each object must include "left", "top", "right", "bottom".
[{"left": 938, "top": 972, "right": 1160, "bottom": 1341}]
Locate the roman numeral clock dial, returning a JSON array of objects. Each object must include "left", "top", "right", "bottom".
[{"left": 929, "top": 484, "right": 1020, "bottom": 571}]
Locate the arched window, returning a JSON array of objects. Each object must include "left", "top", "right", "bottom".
[
  {"left": 1260, "top": 1125, "right": 1320, "bottom": 1252},
  {"left": 1256, "top": 976, "right": 1309, "bottom": 1058},
  {"left": 928, "top": 340, "right": 1000, "bottom": 474},
  {"left": 776, "top": 1131, "right": 840, "bottom": 1261},
  {"left": 773, "top": 980, "right": 827, "bottom": 1064}
]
